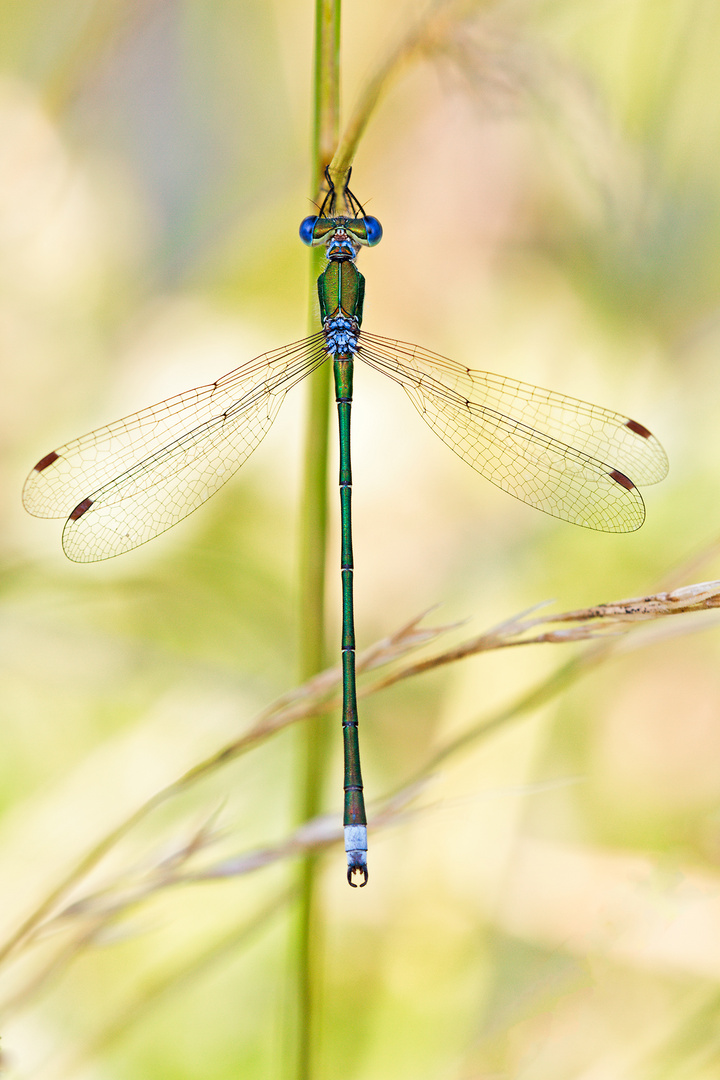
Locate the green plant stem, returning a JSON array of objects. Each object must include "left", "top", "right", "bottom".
[
  {"left": 292, "top": 2, "right": 341, "bottom": 1077},
  {"left": 329, "top": 0, "right": 457, "bottom": 180},
  {"left": 292, "top": 246, "right": 332, "bottom": 1080}
]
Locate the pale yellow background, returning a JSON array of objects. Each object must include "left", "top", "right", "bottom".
[{"left": 0, "top": 1, "right": 718, "bottom": 1078}]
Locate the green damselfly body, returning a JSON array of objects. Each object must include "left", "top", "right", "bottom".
[{"left": 24, "top": 171, "right": 668, "bottom": 886}]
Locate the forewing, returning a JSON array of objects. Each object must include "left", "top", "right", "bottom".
[
  {"left": 24, "top": 334, "right": 326, "bottom": 561},
  {"left": 358, "top": 332, "right": 667, "bottom": 533}
]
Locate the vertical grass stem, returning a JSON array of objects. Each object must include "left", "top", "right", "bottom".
[{"left": 291, "top": 2, "right": 341, "bottom": 1077}]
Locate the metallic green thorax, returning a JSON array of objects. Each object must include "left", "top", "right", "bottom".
[{"left": 318, "top": 260, "right": 366, "bottom": 326}]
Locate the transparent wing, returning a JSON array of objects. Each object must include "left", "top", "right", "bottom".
[
  {"left": 24, "top": 334, "right": 327, "bottom": 562},
  {"left": 358, "top": 331, "right": 668, "bottom": 533}
]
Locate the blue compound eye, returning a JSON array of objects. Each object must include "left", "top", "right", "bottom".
[
  {"left": 299, "top": 216, "right": 318, "bottom": 245},
  {"left": 363, "top": 216, "right": 382, "bottom": 246}
]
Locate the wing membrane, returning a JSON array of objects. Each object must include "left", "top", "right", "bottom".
[
  {"left": 358, "top": 332, "right": 667, "bottom": 534},
  {"left": 24, "top": 334, "right": 327, "bottom": 562}
]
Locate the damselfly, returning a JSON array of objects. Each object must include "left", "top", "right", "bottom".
[{"left": 23, "top": 171, "right": 668, "bottom": 886}]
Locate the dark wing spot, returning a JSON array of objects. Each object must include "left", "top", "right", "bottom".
[
  {"left": 626, "top": 419, "right": 652, "bottom": 439},
  {"left": 610, "top": 469, "right": 635, "bottom": 492},
  {"left": 34, "top": 451, "right": 59, "bottom": 472},
  {"left": 69, "top": 497, "right": 93, "bottom": 521}
]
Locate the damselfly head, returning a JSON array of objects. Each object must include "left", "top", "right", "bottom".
[
  {"left": 300, "top": 168, "right": 382, "bottom": 249},
  {"left": 299, "top": 213, "right": 382, "bottom": 250}
]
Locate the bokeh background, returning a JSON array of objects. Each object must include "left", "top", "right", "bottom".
[{"left": 3, "top": 0, "right": 720, "bottom": 1077}]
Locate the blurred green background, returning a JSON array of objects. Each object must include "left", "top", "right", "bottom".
[{"left": 3, "top": 0, "right": 720, "bottom": 1077}]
